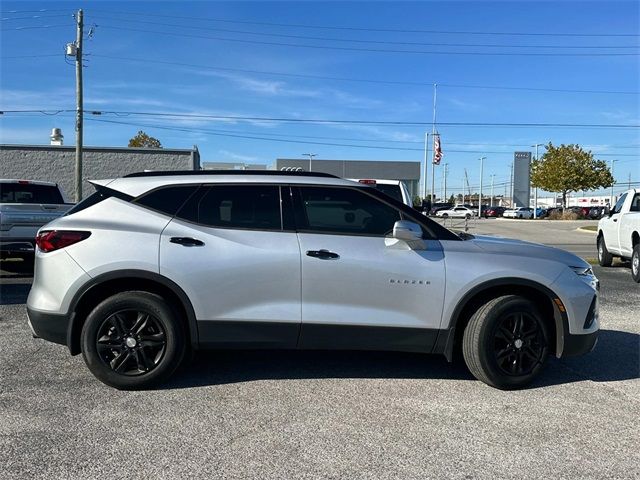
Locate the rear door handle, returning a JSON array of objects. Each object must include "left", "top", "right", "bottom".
[
  {"left": 306, "top": 249, "right": 340, "bottom": 260},
  {"left": 170, "top": 237, "right": 204, "bottom": 247}
]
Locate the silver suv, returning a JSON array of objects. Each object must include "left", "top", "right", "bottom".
[{"left": 27, "top": 171, "right": 599, "bottom": 390}]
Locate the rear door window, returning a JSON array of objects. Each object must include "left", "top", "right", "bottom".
[
  {"left": 135, "top": 185, "right": 199, "bottom": 216},
  {"left": 177, "top": 185, "right": 282, "bottom": 230}
]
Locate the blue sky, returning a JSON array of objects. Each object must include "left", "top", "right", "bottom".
[{"left": 1, "top": 0, "right": 638, "bottom": 197}]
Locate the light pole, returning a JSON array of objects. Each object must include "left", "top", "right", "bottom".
[
  {"left": 610, "top": 159, "right": 618, "bottom": 205},
  {"left": 531, "top": 143, "right": 543, "bottom": 218},
  {"left": 478, "top": 157, "right": 486, "bottom": 218},
  {"left": 302, "top": 153, "right": 317, "bottom": 172},
  {"left": 490, "top": 174, "right": 495, "bottom": 207}
]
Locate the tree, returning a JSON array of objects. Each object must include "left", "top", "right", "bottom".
[
  {"left": 531, "top": 143, "right": 614, "bottom": 208},
  {"left": 448, "top": 194, "right": 456, "bottom": 204},
  {"left": 128, "top": 130, "right": 162, "bottom": 148}
]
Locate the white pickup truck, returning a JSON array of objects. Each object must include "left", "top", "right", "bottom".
[
  {"left": 597, "top": 188, "right": 640, "bottom": 282},
  {"left": 0, "top": 180, "right": 72, "bottom": 260}
]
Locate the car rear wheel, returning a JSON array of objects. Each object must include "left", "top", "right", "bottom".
[
  {"left": 462, "top": 295, "right": 549, "bottom": 390},
  {"left": 81, "top": 291, "right": 185, "bottom": 390},
  {"left": 632, "top": 244, "right": 640, "bottom": 283},
  {"left": 442, "top": 213, "right": 448, "bottom": 218},
  {"left": 597, "top": 235, "right": 613, "bottom": 267}
]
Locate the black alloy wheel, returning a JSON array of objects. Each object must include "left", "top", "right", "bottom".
[
  {"left": 96, "top": 310, "right": 166, "bottom": 376},
  {"left": 492, "top": 312, "right": 546, "bottom": 376}
]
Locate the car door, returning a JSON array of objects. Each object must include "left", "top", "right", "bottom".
[
  {"left": 294, "top": 185, "right": 446, "bottom": 353},
  {"left": 606, "top": 193, "right": 627, "bottom": 254},
  {"left": 159, "top": 184, "right": 301, "bottom": 349},
  {"left": 619, "top": 192, "right": 639, "bottom": 257}
]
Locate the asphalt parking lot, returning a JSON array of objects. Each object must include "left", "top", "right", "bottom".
[{"left": 1, "top": 225, "right": 638, "bottom": 479}]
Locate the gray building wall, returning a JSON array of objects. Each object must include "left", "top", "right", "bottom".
[
  {"left": 275, "top": 159, "right": 421, "bottom": 197},
  {"left": 0, "top": 145, "right": 200, "bottom": 201}
]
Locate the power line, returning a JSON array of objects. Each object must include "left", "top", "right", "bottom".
[
  {"left": 89, "top": 54, "right": 639, "bottom": 95},
  {"left": 89, "top": 9, "right": 640, "bottom": 37},
  {"left": 4, "top": 109, "right": 640, "bottom": 128},
  {"left": 0, "top": 53, "right": 63, "bottom": 59},
  {"left": 1, "top": 13, "right": 73, "bottom": 21},
  {"left": 0, "top": 24, "right": 73, "bottom": 31},
  {"left": 94, "top": 25, "right": 640, "bottom": 57},
  {"left": 89, "top": 15, "right": 639, "bottom": 49}
]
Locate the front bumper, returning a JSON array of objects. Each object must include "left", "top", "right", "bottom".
[
  {"left": 26, "top": 306, "right": 70, "bottom": 347},
  {"left": 562, "top": 330, "right": 598, "bottom": 357}
]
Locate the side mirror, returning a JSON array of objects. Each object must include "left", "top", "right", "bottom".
[{"left": 392, "top": 220, "right": 423, "bottom": 241}]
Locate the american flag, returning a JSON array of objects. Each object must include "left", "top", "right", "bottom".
[{"left": 433, "top": 134, "right": 443, "bottom": 165}]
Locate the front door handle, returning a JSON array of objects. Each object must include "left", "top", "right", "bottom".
[
  {"left": 170, "top": 237, "right": 205, "bottom": 247},
  {"left": 306, "top": 249, "right": 340, "bottom": 260}
]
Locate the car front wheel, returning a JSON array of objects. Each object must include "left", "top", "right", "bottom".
[
  {"left": 462, "top": 295, "right": 549, "bottom": 390},
  {"left": 632, "top": 244, "right": 640, "bottom": 283},
  {"left": 81, "top": 291, "right": 185, "bottom": 390},
  {"left": 597, "top": 235, "right": 613, "bottom": 267}
]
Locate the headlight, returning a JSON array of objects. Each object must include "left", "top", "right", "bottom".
[
  {"left": 570, "top": 266, "right": 594, "bottom": 277},
  {"left": 569, "top": 266, "right": 599, "bottom": 291}
]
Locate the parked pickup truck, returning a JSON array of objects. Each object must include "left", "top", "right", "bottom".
[
  {"left": 597, "top": 188, "right": 640, "bottom": 282},
  {"left": 0, "top": 180, "right": 72, "bottom": 260}
]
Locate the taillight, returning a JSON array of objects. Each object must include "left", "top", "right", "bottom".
[
  {"left": 358, "top": 179, "right": 376, "bottom": 185},
  {"left": 35, "top": 230, "right": 91, "bottom": 253}
]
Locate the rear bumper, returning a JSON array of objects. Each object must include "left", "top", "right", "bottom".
[
  {"left": 0, "top": 238, "right": 35, "bottom": 255},
  {"left": 562, "top": 330, "right": 598, "bottom": 357},
  {"left": 26, "top": 306, "right": 70, "bottom": 347}
]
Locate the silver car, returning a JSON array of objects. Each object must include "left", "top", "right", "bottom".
[{"left": 27, "top": 171, "right": 599, "bottom": 390}]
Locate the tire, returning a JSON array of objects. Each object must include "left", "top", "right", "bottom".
[
  {"left": 462, "top": 295, "right": 549, "bottom": 390},
  {"left": 442, "top": 213, "right": 448, "bottom": 218},
  {"left": 81, "top": 291, "right": 186, "bottom": 390},
  {"left": 465, "top": 214, "right": 471, "bottom": 219},
  {"left": 597, "top": 235, "right": 613, "bottom": 267},
  {"left": 632, "top": 244, "right": 640, "bottom": 283}
]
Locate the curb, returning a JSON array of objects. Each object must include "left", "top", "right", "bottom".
[{"left": 576, "top": 227, "right": 598, "bottom": 234}]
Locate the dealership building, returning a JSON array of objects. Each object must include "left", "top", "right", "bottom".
[{"left": 274, "top": 158, "right": 421, "bottom": 198}]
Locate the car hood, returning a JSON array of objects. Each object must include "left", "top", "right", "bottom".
[{"left": 468, "top": 234, "right": 590, "bottom": 268}]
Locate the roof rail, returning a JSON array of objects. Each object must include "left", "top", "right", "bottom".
[{"left": 123, "top": 170, "right": 339, "bottom": 179}]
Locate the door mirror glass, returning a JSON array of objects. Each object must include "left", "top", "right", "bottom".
[{"left": 392, "top": 220, "right": 423, "bottom": 241}]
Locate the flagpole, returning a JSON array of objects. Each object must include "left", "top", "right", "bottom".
[{"left": 431, "top": 83, "right": 437, "bottom": 204}]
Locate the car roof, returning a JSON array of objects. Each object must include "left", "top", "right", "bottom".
[
  {"left": 347, "top": 178, "right": 401, "bottom": 185},
  {"left": 92, "top": 171, "right": 361, "bottom": 197},
  {"left": 0, "top": 179, "right": 58, "bottom": 187}
]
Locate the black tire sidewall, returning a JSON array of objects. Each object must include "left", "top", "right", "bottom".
[
  {"left": 597, "top": 235, "right": 613, "bottom": 267},
  {"left": 632, "top": 245, "right": 640, "bottom": 283},
  {"left": 473, "top": 297, "right": 549, "bottom": 390},
  {"left": 81, "top": 292, "right": 185, "bottom": 390}
]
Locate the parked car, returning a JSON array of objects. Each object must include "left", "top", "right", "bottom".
[
  {"left": 483, "top": 206, "right": 506, "bottom": 218},
  {"left": 349, "top": 179, "right": 412, "bottom": 206},
  {"left": 428, "top": 202, "right": 454, "bottom": 216},
  {"left": 588, "top": 206, "right": 607, "bottom": 219},
  {"left": 597, "top": 189, "right": 640, "bottom": 282},
  {"left": 27, "top": 170, "right": 599, "bottom": 390},
  {"left": 0, "top": 179, "right": 71, "bottom": 260},
  {"left": 535, "top": 207, "right": 547, "bottom": 218},
  {"left": 436, "top": 206, "right": 476, "bottom": 219},
  {"left": 503, "top": 207, "right": 534, "bottom": 219}
]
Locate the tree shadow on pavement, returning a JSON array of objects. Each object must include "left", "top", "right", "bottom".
[{"left": 164, "top": 329, "right": 639, "bottom": 390}]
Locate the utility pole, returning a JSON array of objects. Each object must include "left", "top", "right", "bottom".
[
  {"left": 610, "top": 159, "right": 617, "bottom": 205},
  {"left": 302, "top": 153, "right": 316, "bottom": 172},
  {"left": 443, "top": 163, "right": 448, "bottom": 201},
  {"left": 628, "top": 172, "right": 632, "bottom": 189},
  {"left": 478, "top": 157, "right": 486, "bottom": 218},
  {"left": 531, "top": 143, "right": 543, "bottom": 218},
  {"left": 73, "top": 9, "right": 83, "bottom": 202}
]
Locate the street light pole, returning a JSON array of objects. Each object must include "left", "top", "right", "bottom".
[
  {"left": 302, "top": 153, "right": 317, "bottom": 172},
  {"left": 490, "top": 174, "right": 495, "bottom": 207},
  {"left": 531, "top": 143, "right": 543, "bottom": 218},
  {"left": 478, "top": 157, "right": 486, "bottom": 218}
]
